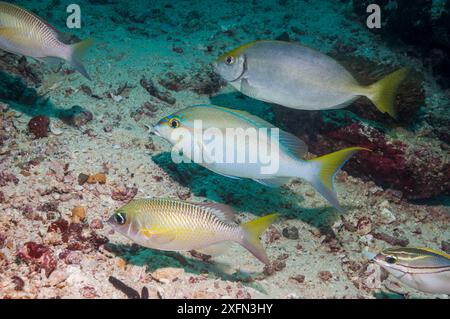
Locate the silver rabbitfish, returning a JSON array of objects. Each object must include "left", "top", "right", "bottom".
[
  {"left": 214, "top": 40, "right": 409, "bottom": 119},
  {"left": 154, "top": 104, "right": 369, "bottom": 211}
]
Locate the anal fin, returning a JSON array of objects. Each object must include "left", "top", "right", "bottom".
[
  {"left": 253, "top": 177, "right": 291, "bottom": 188},
  {"left": 194, "top": 242, "right": 230, "bottom": 257}
]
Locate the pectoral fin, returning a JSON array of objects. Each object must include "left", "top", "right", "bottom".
[
  {"left": 0, "top": 27, "right": 32, "bottom": 42},
  {"left": 0, "top": 27, "right": 18, "bottom": 38},
  {"left": 140, "top": 228, "right": 176, "bottom": 244},
  {"left": 240, "top": 79, "right": 259, "bottom": 98}
]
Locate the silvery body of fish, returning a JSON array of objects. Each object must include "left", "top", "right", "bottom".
[
  {"left": 108, "top": 198, "right": 278, "bottom": 264},
  {"left": 0, "top": 1, "right": 93, "bottom": 79},
  {"left": 369, "top": 247, "right": 450, "bottom": 295},
  {"left": 154, "top": 104, "right": 368, "bottom": 210},
  {"left": 214, "top": 40, "right": 409, "bottom": 118}
]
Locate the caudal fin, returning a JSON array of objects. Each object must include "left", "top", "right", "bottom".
[
  {"left": 306, "top": 147, "right": 370, "bottom": 211},
  {"left": 366, "top": 68, "right": 409, "bottom": 119},
  {"left": 68, "top": 39, "right": 94, "bottom": 80},
  {"left": 240, "top": 214, "right": 279, "bottom": 264}
]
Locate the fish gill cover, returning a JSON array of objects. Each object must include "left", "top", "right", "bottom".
[{"left": 0, "top": 0, "right": 448, "bottom": 299}]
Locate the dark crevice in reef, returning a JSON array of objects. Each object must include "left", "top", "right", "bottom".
[
  {"left": 352, "top": 0, "right": 450, "bottom": 89},
  {"left": 0, "top": 53, "right": 65, "bottom": 118},
  {"left": 350, "top": 1, "right": 450, "bottom": 151},
  {"left": 0, "top": 70, "right": 63, "bottom": 118}
]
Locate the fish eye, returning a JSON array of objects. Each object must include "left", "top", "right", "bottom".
[
  {"left": 114, "top": 212, "right": 126, "bottom": 225},
  {"left": 225, "top": 55, "right": 235, "bottom": 65},
  {"left": 385, "top": 256, "right": 397, "bottom": 264},
  {"left": 168, "top": 118, "right": 181, "bottom": 128}
]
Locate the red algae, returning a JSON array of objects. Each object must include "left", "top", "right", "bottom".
[
  {"left": 302, "top": 122, "right": 449, "bottom": 199},
  {"left": 0, "top": 171, "right": 19, "bottom": 186},
  {"left": 17, "top": 242, "right": 57, "bottom": 277},
  {"left": 111, "top": 186, "right": 138, "bottom": 201},
  {"left": 48, "top": 219, "right": 69, "bottom": 234},
  {"left": 27, "top": 115, "right": 50, "bottom": 139},
  {"left": 18, "top": 242, "right": 49, "bottom": 260}
]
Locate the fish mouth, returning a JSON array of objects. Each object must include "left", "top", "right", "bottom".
[
  {"left": 363, "top": 248, "right": 378, "bottom": 261},
  {"left": 152, "top": 124, "right": 161, "bottom": 137},
  {"left": 105, "top": 216, "right": 115, "bottom": 226}
]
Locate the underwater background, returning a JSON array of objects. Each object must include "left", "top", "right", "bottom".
[{"left": 0, "top": 0, "right": 448, "bottom": 298}]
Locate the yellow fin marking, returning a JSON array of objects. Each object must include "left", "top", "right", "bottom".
[
  {"left": 241, "top": 213, "right": 279, "bottom": 264},
  {"left": 366, "top": 67, "right": 410, "bottom": 119},
  {"left": 416, "top": 247, "right": 450, "bottom": 259},
  {"left": 309, "top": 147, "right": 371, "bottom": 192},
  {"left": 217, "top": 41, "right": 260, "bottom": 61}
]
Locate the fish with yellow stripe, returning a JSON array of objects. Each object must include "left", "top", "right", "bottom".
[
  {"left": 214, "top": 40, "right": 409, "bottom": 119},
  {"left": 0, "top": 1, "right": 93, "bottom": 79},
  {"left": 107, "top": 198, "right": 279, "bottom": 265},
  {"left": 154, "top": 104, "right": 370, "bottom": 211},
  {"left": 367, "top": 247, "right": 450, "bottom": 294}
]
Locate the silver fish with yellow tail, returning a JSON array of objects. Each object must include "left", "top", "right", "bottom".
[
  {"left": 367, "top": 247, "right": 450, "bottom": 295},
  {"left": 154, "top": 104, "right": 369, "bottom": 211},
  {"left": 108, "top": 198, "right": 279, "bottom": 265},
  {"left": 214, "top": 40, "right": 409, "bottom": 119},
  {"left": 0, "top": 1, "right": 93, "bottom": 79}
]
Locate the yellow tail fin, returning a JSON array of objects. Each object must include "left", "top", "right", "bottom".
[
  {"left": 240, "top": 213, "right": 279, "bottom": 265},
  {"left": 367, "top": 67, "right": 409, "bottom": 119},
  {"left": 307, "top": 147, "right": 370, "bottom": 211},
  {"left": 69, "top": 38, "right": 94, "bottom": 80}
]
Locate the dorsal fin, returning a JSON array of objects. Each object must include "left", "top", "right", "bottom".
[
  {"left": 4, "top": 2, "right": 60, "bottom": 39},
  {"left": 191, "top": 104, "right": 308, "bottom": 159},
  {"left": 416, "top": 247, "right": 450, "bottom": 260},
  {"left": 277, "top": 130, "right": 308, "bottom": 159},
  {"left": 196, "top": 202, "right": 236, "bottom": 224}
]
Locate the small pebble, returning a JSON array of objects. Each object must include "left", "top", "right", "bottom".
[
  {"left": 282, "top": 226, "right": 299, "bottom": 240},
  {"left": 90, "top": 218, "right": 104, "bottom": 229},
  {"left": 290, "top": 275, "right": 305, "bottom": 284},
  {"left": 86, "top": 175, "right": 97, "bottom": 184},
  {"left": 78, "top": 173, "right": 89, "bottom": 185},
  {"left": 94, "top": 173, "right": 107, "bottom": 184},
  {"left": 318, "top": 271, "right": 332, "bottom": 282},
  {"left": 71, "top": 206, "right": 86, "bottom": 223}
]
